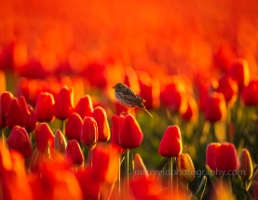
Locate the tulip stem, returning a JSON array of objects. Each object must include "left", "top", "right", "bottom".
[
  {"left": 1, "top": 128, "right": 4, "bottom": 140},
  {"left": 169, "top": 157, "right": 173, "bottom": 196},
  {"left": 125, "top": 149, "right": 130, "bottom": 199},
  {"left": 61, "top": 120, "right": 65, "bottom": 134},
  {"left": 117, "top": 155, "right": 121, "bottom": 199},
  {"left": 226, "top": 105, "right": 231, "bottom": 142},
  {"left": 210, "top": 123, "right": 217, "bottom": 142}
]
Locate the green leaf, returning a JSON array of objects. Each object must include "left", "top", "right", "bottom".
[
  {"left": 155, "top": 157, "right": 170, "bottom": 171},
  {"left": 247, "top": 165, "right": 258, "bottom": 190},
  {"left": 194, "top": 175, "right": 207, "bottom": 200}
]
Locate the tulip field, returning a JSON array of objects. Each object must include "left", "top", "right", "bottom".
[{"left": 1, "top": 0, "right": 258, "bottom": 200}]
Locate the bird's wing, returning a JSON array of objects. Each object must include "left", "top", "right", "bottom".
[{"left": 123, "top": 89, "right": 145, "bottom": 108}]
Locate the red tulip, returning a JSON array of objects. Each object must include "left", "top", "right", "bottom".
[
  {"left": 239, "top": 148, "right": 253, "bottom": 181},
  {"left": 91, "top": 106, "right": 110, "bottom": 142},
  {"left": 204, "top": 92, "right": 226, "bottom": 123},
  {"left": 181, "top": 95, "right": 198, "bottom": 122},
  {"left": 119, "top": 114, "right": 143, "bottom": 149},
  {"left": 6, "top": 126, "right": 33, "bottom": 158},
  {"left": 54, "top": 86, "right": 74, "bottom": 120},
  {"left": 241, "top": 79, "right": 258, "bottom": 106},
  {"left": 26, "top": 105, "right": 37, "bottom": 132},
  {"left": 206, "top": 143, "right": 240, "bottom": 174},
  {"left": 65, "top": 140, "right": 84, "bottom": 165},
  {"left": 229, "top": 59, "right": 250, "bottom": 91},
  {"left": 75, "top": 95, "right": 93, "bottom": 119},
  {"left": 0, "top": 91, "right": 13, "bottom": 127},
  {"left": 35, "top": 92, "right": 55, "bottom": 122},
  {"left": 65, "top": 113, "right": 83, "bottom": 141},
  {"left": 6, "top": 96, "right": 31, "bottom": 129},
  {"left": 158, "top": 125, "right": 182, "bottom": 157},
  {"left": 34, "top": 123, "right": 55, "bottom": 153},
  {"left": 215, "top": 75, "right": 238, "bottom": 103},
  {"left": 81, "top": 117, "right": 98, "bottom": 148},
  {"left": 54, "top": 129, "right": 67, "bottom": 154}
]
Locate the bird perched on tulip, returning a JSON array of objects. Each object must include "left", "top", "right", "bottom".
[{"left": 113, "top": 83, "right": 153, "bottom": 118}]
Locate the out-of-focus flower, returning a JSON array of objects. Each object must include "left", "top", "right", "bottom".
[
  {"left": 0, "top": 70, "right": 6, "bottom": 93},
  {"left": 35, "top": 92, "right": 55, "bottom": 122},
  {"left": 81, "top": 117, "right": 98, "bottom": 148},
  {"left": 180, "top": 95, "right": 198, "bottom": 122},
  {"left": 241, "top": 79, "right": 258, "bottom": 106},
  {"left": 0, "top": 42, "right": 14, "bottom": 71},
  {"left": 6, "top": 96, "right": 31, "bottom": 129},
  {"left": 65, "top": 140, "right": 84, "bottom": 165},
  {"left": 177, "top": 153, "right": 195, "bottom": 183},
  {"left": 65, "top": 113, "right": 83, "bottom": 141},
  {"left": 6, "top": 126, "right": 33, "bottom": 158},
  {"left": 239, "top": 148, "right": 253, "bottom": 181},
  {"left": 229, "top": 59, "right": 250, "bottom": 91},
  {"left": 204, "top": 92, "right": 226, "bottom": 123},
  {"left": 134, "top": 153, "right": 149, "bottom": 178},
  {"left": 215, "top": 75, "right": 238, "bottom": 104},
  {"left": 91, "top": 106, "right": 110, "bottom": 142},
  {"left": 206, "top": 142, "right": 240, "bottom": 174},
  {"left": 91, "top": 144, "right": 119, "bottom": 183},
  {"left": 75, "top": 95, "right": 93, "bottom": 119},
  {"left": 0, "top": 91, "right": 14, "bottom": 127},
  {"left": 114, "top": 101, "right": 129, "bottom": 116},
  {"left": 118, "top": 114, "right": 143, "bottom": 149},
  {"left": 54, "top": 86, "right": 74, "bottom": 120},
  {"left": 75, "top": 168, "right": 101, "bottom": 200},
  {"left": 26, "top": 105, "right": 37, "bottom": 132},
  {"left": 158, "top": 125, "right": 182, "bottom": 157},
  {"left": 54, "top": 129, "right": 67, "bottom": 154},
  {"left": 34, "top": 123, "right": 55, "bottom": 153}
]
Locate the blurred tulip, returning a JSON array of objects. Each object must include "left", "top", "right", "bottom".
[
  {"left": 75, "top": 168, "right": 101, "bottom": 200},
  {"left": 177, "top": 153, "right": 195, "bottom": 183},
  {"left": 204, "top": 92, "right": 226, "bottom": 123},
  {"left": 119, "top": 114, "right": 143, "bottom": 149},
  {"left": 0, "top": 42, "right": 14, "bottom": 71},
  {"left": 75, "top": 95, "right": 93, "bottom": 119},
  {"left": 0, "top": 91, "right": 14, "bottom": 127},
  {"left": 54, "top": 129, "right": 67, "bottom": 154},
  {"left": 110, "top": 114, "right": 125, "bottom": 146},
  {"left": 158, "top": 125, "right": 182, "bottom": 157},
  {"left": 229, "top": 59, "right": 250, "bottom": 91},
  {"left": 239, "top": 148, "right": 253, "bottom": 181},
  {"left": 81, "top": 117, "right": 98, "bottom": 148},
  {"left": 180, "top": 95, "right": 198, "bottom": 122},
  {"left": 65, "top": 140, "right": 84, "bottom": 165},
  {"left": 91, "top": 106, "right": 110, "bottom": 142},
  {"left": 35, "top": 92, "right": 55, "bottom": 122},
  {"left": 206, "top": 143, "right": 240, "bottom": 174},
  {"left": 215, "top": 75, "right": 238, "bottom": 104},
  {"left": 26, "top": 105, "right": 37, "bottom": 132},
  {"left": 241, "top": 79, "right": 258, "bottom": 106},
  {"left": 134, "top": 153, "right": 149, "bottom": 178},
  {"left": 54, "top": 86, "right": 74, "bottom": 120},
  {"left": 34, "top": 123, "right": 55, "bottom": 153},
  {"left": 6, "top": 96, "right": 31, "bottom": 129},
  {"left": 114, "top": 101, "right": 129, "bottom": 116},
  {"left": 6, "top": 126, "right": 33, "bottom": 158},
  {"left": 65, "top": 113, "right": 83, "bottom": 141}
]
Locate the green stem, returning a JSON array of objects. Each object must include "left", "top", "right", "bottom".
[
  {"left": 125, "top": 149, "right": 130, "bottom": 199},
  {"left": 61, "top": 120, "right": 66, "bottom": 134},
  {"left": 226, "top": 105, "right": 231, "bottom": 142},
  {"left": 1, "top": 128, "right": 4, "bottom": 140},
  {"left": 210, "top": 123, "right": 217, "bottom": 142},
  {"left": 169, "top": 157, "right": 173, "bottom": 196},
  {"left": 117, "top": 155, "right": 121, "bottom": 199}
]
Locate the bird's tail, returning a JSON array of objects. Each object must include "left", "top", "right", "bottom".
[{"left": 144, "top": 108, "right": 153, "bottom": 118}]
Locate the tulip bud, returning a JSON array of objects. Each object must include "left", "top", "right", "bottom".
[
  {"left": 177, "top": 153, "right": 195, "bottom": 183},
  {"left": 54, "top": 86, "right": 74, "bottom": 120},
  {"left": 65, "top": 140, "right": 84, "bottom": 165},
  {"left": 204, "top": 92, "right": 226, "bottom": 122},
  {"left": 0, "top": 91, "right": 13, "bottom": 127},
  {"left": 158, "top": 125, "right": 182, "bottom": 157},
  {"left": 241, "top": 79, "right": 258, "bottom": 106},
  {"left": 230, "top": 59, "right": 250, "bottom": 90},
  {"left": 215, "top": 75, "right": 238, "bottom": 104},
  {"left": 239, "top": 148, "right": 253, "bottom": 181},
  {"left": 34, "top": 123, "right": 55, "bottom": 153},
  {"left": 181, "top": 95, "right": 198, "bottom": 122},
  {"left": 26, "top": 105, "right": 37, "bottom": 132},
  {"left": 119, "top": 114, "right": 143, "bottom": 149},
  {"left": 75, "top": 95, "right": 93, "bottom": 119},
  {"left": 35, "top": 92, "right": 55, "bottom": 122},
  {"left": 6, "top": 126, "right": 33, "bottom": 158},
  {"left": 134, "top": 153, "right": 149, "bottom": 178},
  {"left": 65, "top": 113, "right": 83, "bottom": 141},
  {"left": 54, "top": 129, "right": 67, "bottom": 154},
  {"left": 206, "top": 143, "right": 240, "bottom": 174},
  {"left": 91, "top": 106, "right": 110, "bottom": 142},
  {"left": 81, "top": 117, "right": 98, "bottom": 148},
  {"left": 6, "top": 96, "right": 31, "bottom": 129},
  {"left": 110, "top": 114, "right": 125, "bottom": 146}
]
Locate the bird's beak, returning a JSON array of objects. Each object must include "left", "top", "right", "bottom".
[{"left": 112, "top": 85, "right": 116, "bottom": 89}]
